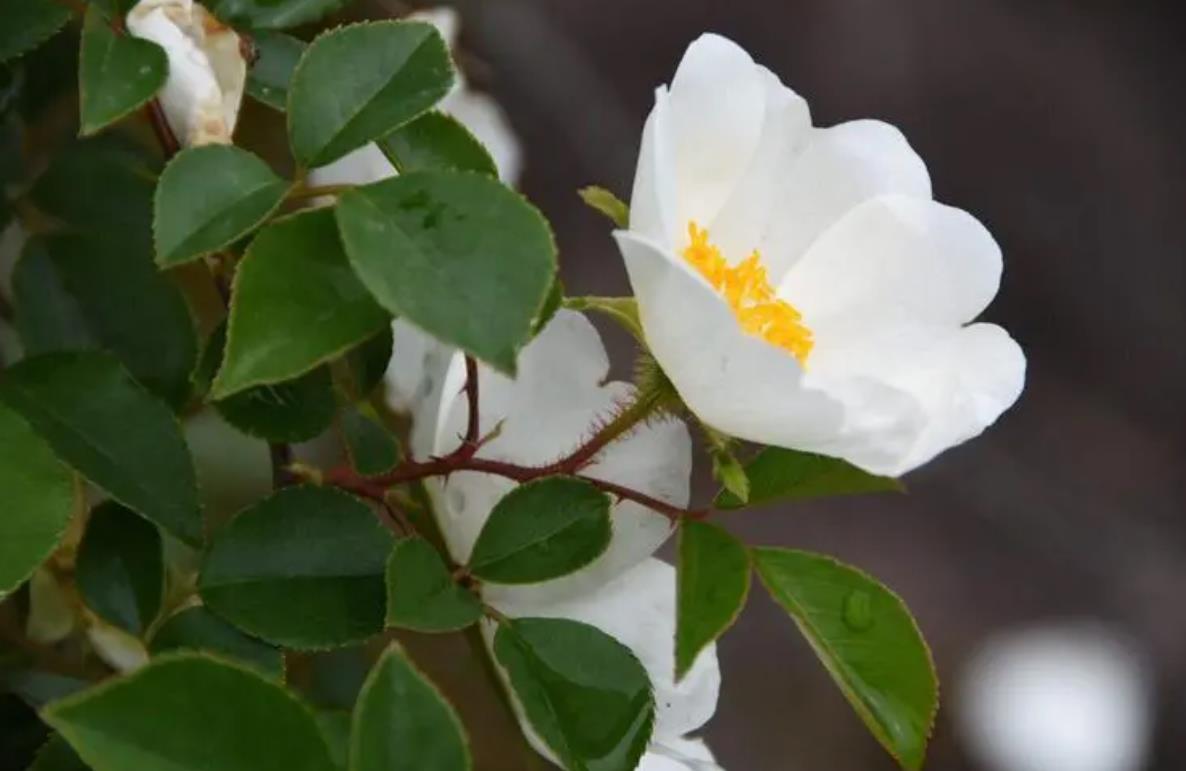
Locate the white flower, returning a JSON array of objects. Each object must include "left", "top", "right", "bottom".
[
  {"left": 958, "top": 623, "right": 1152, "bottom": 771},
  {"left": 615, "top": 33, "right": 1025, "bottom": 476},
  {"left": 126, "top": 0, "right": 246, "bottom": 147},
  {"left": 308, "top": 7, "right": 522, "bottom": 187},
  {"left": 401, "top": 310, "right": 720, "bottom": 767}
]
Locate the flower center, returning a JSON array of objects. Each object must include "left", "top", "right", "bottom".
[{"left": 681, "top": 222, "right": 814, "bottom": 365}]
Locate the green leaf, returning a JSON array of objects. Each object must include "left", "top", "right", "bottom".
[
  {"left": 350, "top": 643, "right": 471, "bottom": 771},
  {"left": 216, "top": 367, "right": 337, "bottom": 443},
  {"left": 199, "top": 486, "right": 394, "bottom": 649},
  {"left": 76, "top": 502, "right": 163, "bottom": 636},
  {"left": 710, "top": 449, "right": 749, "bottom": 504},
  {"left": 29, "top": 734, "right": 89, "bottom": 771},
  {"left": 29, "top": 136, "right": 158, "bottom": 245},
  {"left": 675, "top": 520, "right": 749, "bottom": 680},
  {"left": 245, "top": 31, "right": 305, "bottom": 111},
  {"left": 561, "top": 297, "right": 643, "bottom": 342},
  {"left": 385, "top": 538, "right": 480, "bottom": 633},
  {"left": 208, "top": 0, "right": 351, "bottom": 30},
  {"left": 213, "top": 209, "right": 388, "bottom": 398},
  {"left": 316, "top": 711, "right": 350, "bottom": 771},
  {"left": 342, "top": 326, "right": 393, "bottom": 399},
  {"left": 335, "top": 171, "right": 557, "bottom": 373},
  {"left": 715, "top": 447, "right": 902, "bottom": 509},
  {"left": 0, "top": 0, "right": 71, "bottom": 64},
  {"left": 0, "top": 404, "right": 75, "bottom": 597},
  {"left": 752, "top": 548, "right": 938, "bottom": 771},
  {"left": 43, "top": 654, "right": 337, "bottom": 771},
  {"left": 14, "top": 234, "right": 198, "bottom": 410},
  {"left": 149, "top": 605, "right": 283, "bottom": 679},
  {"left": 577, "top": 187, "right": 629, "bottom": 229},
  {"left": 341, "top": 405, "right": 400, "bottom": 477},
  {"left": 0, "top": 353, "right": 202, "bottom": 546},
  {"left": 532, "top": 277, "right": 564, "bottom": 337},
  {"left": 468, "top": 477, "right": 611, "bottom": 585},
  {"left": 78, "top": 7, "right": 166, "bottom": 136},
  {"left": 380, "top": 111, "right": 497, "bottom": 177},
  {"left": 493, "top": 618, "right": 653, "bottom": 771},
  {"left": 288, "top": 21, "right": 454, "bottom": 167},
  {"left": 153, "top": 145, "right": 290, "bottom": 267}
]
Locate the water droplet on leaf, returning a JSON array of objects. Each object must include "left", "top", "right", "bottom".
[{"left": 843, "top": 590, "right": 874, "bottom": 632}]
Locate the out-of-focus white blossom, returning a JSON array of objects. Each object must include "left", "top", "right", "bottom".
[
  {"left": 309, "top": 7, "right": 522, "bottom": 187},
  {"left": 958, "top": 622, "right": 1152, "bottom": 771},
  {"left": 86, "top": 620, "right": 149, "bottom": 673},
  {"left": 126, "top": 0, "right": 246, "bottom": 146},
  {"left": 616, "top": 33, "right": 1025, "bottom": 476}
]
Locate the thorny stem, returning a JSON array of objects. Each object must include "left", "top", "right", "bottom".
[
  {"left": 325, "top": 365, "right": 706, "bottom": 521},
  {"left": 462, "top": 356, "right": 481, "bottom": 451}
]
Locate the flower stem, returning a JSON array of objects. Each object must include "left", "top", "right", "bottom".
[{"left": 542, "top": 386, "right": 667, "bottom": 475}]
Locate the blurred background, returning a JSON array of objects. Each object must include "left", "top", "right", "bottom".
[
  {"left": 396, "top": 1, "right": 1186, "bottom": 768},
  {"left": 3, "top": 1, "right": 1183, "bottom": 769}
]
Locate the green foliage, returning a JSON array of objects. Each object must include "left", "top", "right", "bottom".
[
  {"left": 350, "top": 644, "right": 472, "bottom": 771},
  {"left": 675, "top": 520, "right": 749, "bottom": 680},
  {"left": 153, "top": 146, "right": 290, "bottom": 267},
  {"left": 562, "top": 297, "right": 644, "bottom": 342},
  {"left": 380, "top": 112, "right": 498, "bottom": 177},
  {"left": 29, "top": 735, "right": 89, "bottom": 771},
  {"left": 199, "top": 486, "right": 394, "bottom": 649},
  {"left": 288, "top": 21, "right": 454, "bottom": 167},
  {"left": 753, "top": 548, "right": 938, "bottom": 771},
  {"left": 245, "top": 31, "right": 306, "bottom": 111},
  {"left": 577, "top": 187, "right": 630, "bottom": 228},
  {"left": 385, "top": 538, "right": 481, "bottom": 633},
  {"left": 341, "top": 405, "right": 400, "bottom": 477},
  {"left": 217, "top": 368, "right": 338, "bottom": 443},
  {"left": 78, "top": 7, "right": 166, "bottom": 136},
  {"left": 0, "top": 404, "right": 75, "bottom": 597},
  {"left": 14, "top": 234, "right": 198, "bottom": 409},
  {"left": 335, "top": 171, "right": 557, "bottom": 373},
  {"left": 468, "top": 477, "right": 611, "bottom": 584},
  {"left": 29, "top": 136, "right": 157, "bottom": 246},
  {"left": 201, "top": 323, "right": 339, "bottom": 443},
  {"left": 493, "top": 618, "right": 654, "bottom": 771},
  {"left": 0, "top": 0, "right": 72, "bottom": 64},
  {"left": 213, "top": 209, "right": 388, "bottom": 398},
  {"left": 44, "top": 654, "right": 337, "bottom": 771},
  {"left": 209, "top": 0, "right": 354, "bottom": 30},
  {"left": 0, "top": 353, "right": 202, "bottom": 546},
  {"left": 76, "top": 502, "right": 163, "bottom": 636},
  {"left": 342, "top": 327, "right": 394, "bottom": 399},
  {"left": 149, "top": 606, "right": 284, "bottom": 679},
  {"left": 715, "top": 447, "right": 902, "bottom": 509}
]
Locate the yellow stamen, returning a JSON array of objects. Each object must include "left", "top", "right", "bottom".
[{"left": 681, "top": 222, "right": 814, "bottom": 365}]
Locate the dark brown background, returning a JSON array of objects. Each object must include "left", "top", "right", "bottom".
[{"left": 417, "top": 1, "right": 1186, "bottom": 768}]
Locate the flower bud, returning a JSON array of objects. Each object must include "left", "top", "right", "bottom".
[{"left": 126, "top": 0, "right": 246, "bottom": 147}]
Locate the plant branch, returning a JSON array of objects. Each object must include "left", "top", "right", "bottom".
[
  {"left": 462, "top": 355, "right": 480, "bottom": 452},
  {"left": 539, "top": 387, "right": 664, "bottom": 476},
  {"left": 287, "top": 182, "right": 353, "bottom": 203}
]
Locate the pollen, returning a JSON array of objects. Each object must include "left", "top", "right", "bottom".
[{"left": 682, "top": 222, "right": 814, "bottom": 365}]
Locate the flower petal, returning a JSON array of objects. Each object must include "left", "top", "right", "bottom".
[
  {"left": 126, "top": 0, "right": 244, "bottom": 146},
  {"left": 616, "top": 231, "right": 846, "bottom": 444},
  {"left": 812, "top": 321, "right": 1024, "bottom": 475},
  {"left": 495, "top": 558, "right": 722, "bottom": 742},
  {"left": 757, "top": 120, "right": 932, "bottom": 280},
  {"left": 430, "top": 311, "right": 691, "bottom": 605},
  {"left": 666, "top": 34, "right": 766, "bottom": 228},
  {"left": 307, "top": 142, "right": 396, "bottom": 188},
  {"left": 782, "top": 194, "right": 1002, "bottom": 328},
  {"left": 382, "top": 319, "right": 456, "bottom": 459},
  {"left": 706, "top": 66, "right": 812, "bottom": 263},
  {"left": 630, "top": 86, "right": 679, "bottom": 245}
]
